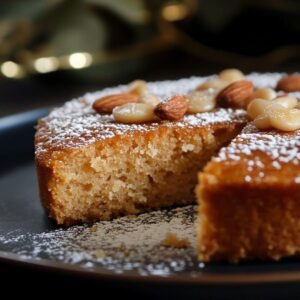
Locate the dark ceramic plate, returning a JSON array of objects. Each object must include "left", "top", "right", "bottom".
[{"left": 1, "top": 108, "right": 300, "bottom": 298}]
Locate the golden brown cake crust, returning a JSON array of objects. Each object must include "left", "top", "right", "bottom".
[{"left": 197, "top": 123, "right": 300, "bottom": 262}]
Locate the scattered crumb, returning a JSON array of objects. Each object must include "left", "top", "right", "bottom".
[
  {"left": 118, "top": 243, "right": 129, "bottom": 256},
  {"left": 118, "top": 243, "right": 126, "bottom": 252},
  {"left": 89, "top": 224, "right": 98, "bottom": 232},
  {"left": 163, "top": 232, "right": 189, "bottom": 249},
  {"left": 94, "top": 249, "right": 106, "bottom": 258}
]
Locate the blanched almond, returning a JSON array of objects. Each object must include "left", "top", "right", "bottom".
[
  {"left": 273, "top": 96, "right": 298, "bottom": 109},
  {"left": 252, "top": 102, "right": 286, "bottom": 130},
  {"left": 218, "top": 68, "right": 244, "bottom": 83},
  {"left": 250, "top": 88, "right": 277, "bottom": 101},
  {"left": 253, "top": 114, "right": 272, "bottom": 130},
  {"left": 269, "top": 108, "right": 300, "bottom": 131},
  {"left": 128, "top": 80, "right": 148, "bottom": 96},
  {"left": 247, "top": 98, "right": 270, "bottom": 120},
  {"left": 140, "top": 93, "right": 161, "bottom": 107},
  {"left": 187, "top": 90, "right": 216, "bottom": 113},
  {"left": 196, "top": 79, "right": 228, "bottom": 92},
  {"left": 113, "top": 103, "right": 155, "bottom": 124}
]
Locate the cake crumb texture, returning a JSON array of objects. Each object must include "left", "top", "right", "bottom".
[
  {"left": 35, "top": 76, "right": 246, "bottom": 225},
  {"left": 37, "top": 123, "right": 242, "bottom": 224}
]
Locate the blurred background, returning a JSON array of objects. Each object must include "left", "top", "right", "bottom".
[{"left": 1, "top": 0, "right": 300, "bottom": 116}]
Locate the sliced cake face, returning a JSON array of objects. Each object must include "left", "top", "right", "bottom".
[
  {"left": 197, "top": 122, "right": 300, "bottom": 262},
  {"left": 35, "top": 77, "right": 247, "bottom": 225}
]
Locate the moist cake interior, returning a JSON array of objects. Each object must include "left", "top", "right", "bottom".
[
  {"left": 38, "top": 120, "right": 244, "bottom": 224},
  {"left": 35, "top": 74, "right": 282, "bottom": 225}
]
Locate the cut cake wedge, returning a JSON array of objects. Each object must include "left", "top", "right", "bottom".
[{"left": 197, "top": 123, "right": 300, "bottom": 262}]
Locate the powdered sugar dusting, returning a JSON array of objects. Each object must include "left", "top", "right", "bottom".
[
  {"left": 216, "top": 123, "right": 300, "bottom": 163},
  {"left": 0, "top": 206, "right": 199, "bottom": 275},
  {"left": 214, "top": 123, "right": 300, "bottom": 183},
  {"left": 36, "top": 72, "right": 300, "bottom": 157},
  {"left": 35, "top": 76, "right": 250, "bottom": 157}
]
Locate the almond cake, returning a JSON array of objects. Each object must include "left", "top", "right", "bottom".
[{"left": 35, "top": 71, "right": 300, "bottom": 262}]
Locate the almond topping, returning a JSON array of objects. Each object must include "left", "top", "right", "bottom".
[
  {"left": 139, "top": 92, "right": 161, "bottom": 107},
  {"left": 253, "top": 102, "right": 286, "bottom": 130},
  {"left": 128, "top": 80, "right": 148, "bottom": 96},
  {"left": 196, "top": 79, "right": 228, "bottom": 92},
  {"left": 218, "top": 68, "right": 244, "bottom": 83},
  {"left": 112, "top": 103, "right": 155, "bottom": 124},
  {"left": 273, "top": 96, "right": 298, "bottom": 109},
  {"left": 253, "top": 114, "right": 272, "bottom": 130},
  {"left": 269, "top": 108, "right": 300, "bottom": 131},
  {"left": 276, "top": 74, "right": 300, "bottom": 92},
  {"left": 249, "top": 88, "right": 277, "bottom": 101},
  {"left": 248, "top": 96, "right": 300, "bottom": 131},
  {"left": 216, "top": 80, "right": 254, "bottom": 109},
  {"left": 187, "top": 90, "right": 216, "bottom": 114},
  {"left": 93, "top": 93, "right": 139, "bottom": 114},
  {"left": 154, "top": 95, "right": 188, "bottom": 121},
  {"left": 247, "top": 98, "right": 271, "bottom": 120}
]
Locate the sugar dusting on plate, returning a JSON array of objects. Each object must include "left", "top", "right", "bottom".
[{"left": 0, "top": 206, "right": 201, "bottom": 276}]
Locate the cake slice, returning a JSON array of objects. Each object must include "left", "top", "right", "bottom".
[
  {"left": 197, "top": 123, "right": 300, "bottom": 262},
  {"left": 35, "top": 78, "right": 246, "bottom": 225}
]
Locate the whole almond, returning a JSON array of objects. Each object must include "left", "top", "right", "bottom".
[
  {"left": 276, "top": 75, "right": 300, "bottom": 92},
  {"left": 93, "top": 93, "right": 139, "bottom": 114},
  {"left": 113, "top": 103, "right": 155, "bottom": 124},
  {"left": 154, "top": 95, "right": 188, "bottom": 121},
  {"left": 216, "top": 80, "right": 254, "bottom": 109},
  {"left": 197, "top": 79, "right": 228, "bottom": 92},
  {"left": 128, "top": 79, "right": 148, "bottom": 96},
  {"left": 249, "top": 88, "right": 277, "bottom": 101},
  {"left": 218, "top": 68, "right": 244, "bottom": 83}
]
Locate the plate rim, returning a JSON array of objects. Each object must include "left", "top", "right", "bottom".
[{"left": 1, "top": 250, "right": 300, "bottom": 285}]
